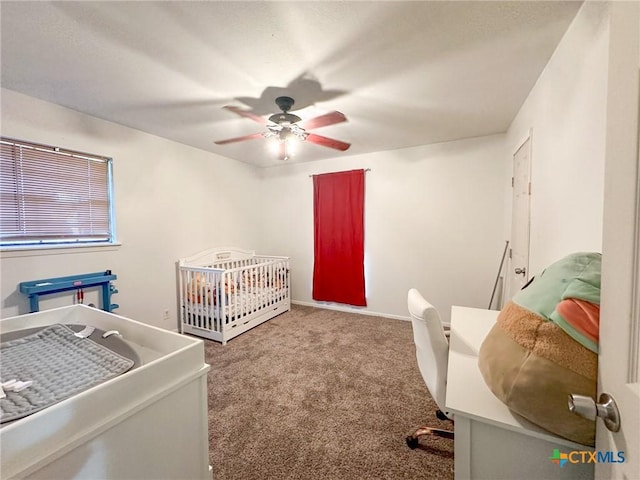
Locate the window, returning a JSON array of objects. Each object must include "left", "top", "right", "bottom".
[{"left": 0, "top": 137, "right": 116, "bottom": 248}]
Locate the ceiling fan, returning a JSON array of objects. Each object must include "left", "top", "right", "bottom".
[{"left": 214, "top": 96, "right": 350, "bottom": 160}]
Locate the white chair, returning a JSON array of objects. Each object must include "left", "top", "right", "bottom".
[{"left": 406, "top": 288, "right": 454, "bottom": 449}]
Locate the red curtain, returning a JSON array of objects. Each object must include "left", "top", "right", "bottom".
[{"left": 312, "top": 169, "right": 366, "bottom": 306}]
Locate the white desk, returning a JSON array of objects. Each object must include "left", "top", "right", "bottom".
[{"left": 446, "top": 306, "right": 594, "bottom": 480}]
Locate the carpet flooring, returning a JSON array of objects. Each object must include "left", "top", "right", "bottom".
[{"left": 202, "top": 304, "right": 454, "bottom": 479}]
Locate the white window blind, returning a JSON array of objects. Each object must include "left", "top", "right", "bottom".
[{"left": 0, "top": 137, "right": 115, "bottom": 246}]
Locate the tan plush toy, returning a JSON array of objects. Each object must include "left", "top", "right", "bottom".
[
  {"left": 187, "top": 273, "right": 207, "bottom": 303},
  {"left": 478, "top": 252, "right": 601, "bottom": 446}
]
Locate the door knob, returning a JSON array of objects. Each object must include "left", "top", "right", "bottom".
[
  {"left": 568, "top": 393, "right": 620, "bottom": 432},
  {"left": 514, "top": 267, "right": 526, "bottom": 275}
]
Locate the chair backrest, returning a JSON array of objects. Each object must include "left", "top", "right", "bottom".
[{"left": 407, "top": 288, "right": 452, "bottom": 419}]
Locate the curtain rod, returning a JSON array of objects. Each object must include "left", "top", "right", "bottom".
[{"left": 309, "top": 168, "right": 371, "bottom": 178}]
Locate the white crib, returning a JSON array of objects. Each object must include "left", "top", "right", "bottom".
[{"left": 179, "top": 247, "right": 290, "bottom": 344}]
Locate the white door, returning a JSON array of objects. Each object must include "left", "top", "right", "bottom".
[
  {"left": 596, "top": 3, "right": 639, "bottom": 479},
  {"left": 508, "top": 133, "right": 532, "bottom": 300}
]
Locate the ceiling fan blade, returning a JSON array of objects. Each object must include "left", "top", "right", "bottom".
[
  {"left": 305, "top": 133, "right": 351, "bottom": 151},
  {"left": 297, "top": 111, "right": 347, "bottom": 130},
  {"left": 223, "top": 105, "right": 269, "bottom": 125},
  {"left": 214, "top": 132, "right": 264, "bottom": 145}
]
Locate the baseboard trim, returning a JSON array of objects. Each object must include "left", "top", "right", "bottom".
[{"left": 291, "top": 300, "right": 409, "bottom": 322}]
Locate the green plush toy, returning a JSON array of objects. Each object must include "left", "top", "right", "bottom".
[{"left": 478, "top": 252, "right": 601, "bottom": 446}]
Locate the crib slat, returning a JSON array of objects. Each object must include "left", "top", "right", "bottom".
[{"left": 179, "top": 252, "right": 290, "bottom": 344}]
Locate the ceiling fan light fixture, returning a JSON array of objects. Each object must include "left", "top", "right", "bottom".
[
  {"left": 283, "top": 137, "right": 296, "bottom": 157},
  {"left": 268, "top": 112, "right": 302, "bottom": 124},
  {"left": 267, "top": 135, "right": 295, "bottom": 161},
  {"left": 262, "top": 126, "right": 280, "bottom": 140},
  {"left": 215, "top": 96, "right": 350, "bottom": 158},
  {"left": 268, "top": 136, "right": 282, "bottom": 154},
  {"left": 263, "top": 125, "right": 306, "bottom": 143},
  {"left": 288, "top": 123, "right": 308, "bottom": 141}
]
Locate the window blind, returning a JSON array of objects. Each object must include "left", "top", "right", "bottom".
[{"left": 0, "top": 137, "right": 114, "bottom": 246}]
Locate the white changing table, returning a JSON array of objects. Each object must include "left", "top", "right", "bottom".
[{"left": 0, "top": 305, "right": 211, "bottom": 480}]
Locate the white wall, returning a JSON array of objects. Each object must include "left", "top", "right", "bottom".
[
  {"left": 2, "top": 88, "right": 508, "bottom": 328},
  {"left": 256, "top": 0, "right": 610, "bottom": 322},
  {"left": 258, "top": 134, "right": 508, "bottom": 324},
  {"left": 1, "top": 1, "right": 609, "bottom": 327},
  {"left": 505, "top": 1, "right": 609, "bottom": 282},
  {"left": 0, "top": 89, "right": 263, "bottom": 328}
]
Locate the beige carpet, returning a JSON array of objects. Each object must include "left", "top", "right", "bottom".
[{"left": 203, "top": 304, "right": 454, "bottom": 479}]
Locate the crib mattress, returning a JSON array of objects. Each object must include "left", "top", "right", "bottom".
[{"left": 185, "top": 288, "right": 286, "bottom": 320}]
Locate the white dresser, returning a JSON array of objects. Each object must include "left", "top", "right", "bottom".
[
  {"left": 446, "top": 306, "right": 594, "bottom": 480},
  {"left": 0, "top": 305, "right": 211, "bottom": 480}
]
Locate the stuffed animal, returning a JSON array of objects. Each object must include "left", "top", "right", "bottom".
[
  {"left": 186, "top": 273, "right": 209, "bottom": 304},
  {"left": 478, "top": 252, "right": 601, "bottom": 446},
  {"left": 223, "top": 278, "right": 237, "bottom": 294}
]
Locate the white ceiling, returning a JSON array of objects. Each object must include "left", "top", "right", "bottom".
[{"left": 1, "top": 1, "right": 582, "bottom": 167}]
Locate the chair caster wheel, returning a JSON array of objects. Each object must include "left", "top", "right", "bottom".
[
  {"left": 406, "top": 436, "right": 419, "bottom": 449},
  {"left": 436, "top": 409, "right": 448, "bottom": 421}
]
